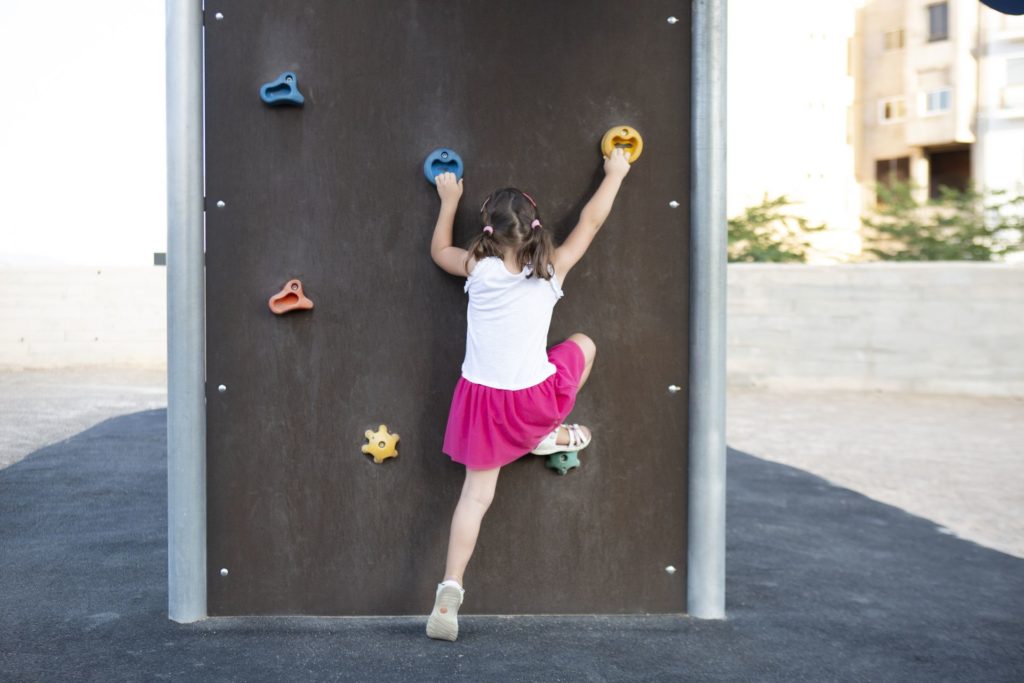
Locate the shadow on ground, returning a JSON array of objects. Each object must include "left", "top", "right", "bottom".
[{"left": 1, "top": 409, "right": 1021, "bottom": 682}]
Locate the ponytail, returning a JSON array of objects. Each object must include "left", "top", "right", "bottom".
[{"left": 464, "top": 188, "right": 556, "bottom": 280}]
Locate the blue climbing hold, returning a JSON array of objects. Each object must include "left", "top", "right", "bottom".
[
  {"left": 260, "top": 72, "right": 305, "bottom": 106},
  {"left": 423, "top": 148, "right": 464, "bottom": 185}
]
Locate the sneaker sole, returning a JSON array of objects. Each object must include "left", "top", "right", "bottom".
[{"left": 426, "top": 586, "right": 462, "bottom": 641}]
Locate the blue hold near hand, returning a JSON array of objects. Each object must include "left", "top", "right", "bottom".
[
  {"left": 423, "top": 148, "right": 464, "bottom": 185},
  {"left": 260, "top": 72, "right": 305, "bottom": 106},
  {"left": 545, "top": 451, "right": 581, "bottom": 476}
]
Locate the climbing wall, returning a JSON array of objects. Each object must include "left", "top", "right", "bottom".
[{"left": 204, "top": 0, "right": 691, "bottom": 615}]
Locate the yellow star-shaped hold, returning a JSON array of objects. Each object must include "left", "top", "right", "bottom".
[{"left": 362, "top": 424, "right": 399, "bottom": 463}]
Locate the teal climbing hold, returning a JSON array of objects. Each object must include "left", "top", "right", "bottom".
[{"left": 545, "top": 451, "right": 580, "bottom": 475}]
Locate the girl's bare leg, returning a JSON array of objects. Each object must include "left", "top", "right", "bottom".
[
  {"left": 567, "top": 332, "right": 596, "bottom": 389},
  {"left": 443, "top": 465, "right": 501, "bottom": 586},
  {"left": 553, "top": 332, "right": 597, "bottom": 444},
  {"left": 441, "top": 333, "right": 594, "bottom": 583}
]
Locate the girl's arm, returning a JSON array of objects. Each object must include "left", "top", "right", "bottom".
[
  {"left": 554, "top": 148, "right": 631, "bottom": 281},
  {"left": 430, "top": 173, "right": 472, "bottom": 277}
]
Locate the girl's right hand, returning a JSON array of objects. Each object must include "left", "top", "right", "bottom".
[
  {"left": 603, "top": 147, "right": 631, "bottom": 179},
  {"left": 435, "top": 172, "right": 464, "bottom": 205}
]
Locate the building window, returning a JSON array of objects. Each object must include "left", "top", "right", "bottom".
[
  {"left": 1005, "top": 58, "right": 1024, "bottom": 109},
  {"left": 875, "top": 157, "right": 911, "bottom": 203},
  {"left": 884, "top": 29, "right": 905, "bottom": 51},
  {"left": 879, "top": 97, "right": 907, "bottom": 123},
  {"left": 928, "top": 3, "right": 949, "bottom": 42},
  {"left": 1008, "top": 57, "right": 1024, "bottom": 85},
  {"left": 922, "top": 88, "right": 952, "bottom": 115}
]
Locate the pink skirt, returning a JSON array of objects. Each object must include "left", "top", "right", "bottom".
[{"left": 442, "top": 340, "right": 586, "bottom": 470}]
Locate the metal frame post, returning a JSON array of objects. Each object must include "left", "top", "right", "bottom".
[
  {"left": 166, "top": 0, "right": 207, "bottom": 623},
  {"left": 688, "top": 0, "right": 728, "bottom": 619}
]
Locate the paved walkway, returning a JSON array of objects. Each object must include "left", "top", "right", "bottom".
[
  {"left": 728, "top": 387, "right": 1024, "bottom": 558},
  {"left": 0, "top": 366, "right": 166, "bottom": 470}
]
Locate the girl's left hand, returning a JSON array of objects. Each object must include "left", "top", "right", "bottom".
[{"left": 435, "top": 172, "right": 464, "bottom": 204}]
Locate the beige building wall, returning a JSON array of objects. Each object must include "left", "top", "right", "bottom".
[
  {"left": 852, "top": 0, "right": 908, "bottom": 180},
  {"left": 727, "top": 0, "right": 864, "bottom": 262}
]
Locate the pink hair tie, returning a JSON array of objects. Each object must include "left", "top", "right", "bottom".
[
  {"left": 482, "top": 225, "right": 494, "bottom": 235},
  {"left": 530, "top": 219, "right": 541, "bottom": 230}
]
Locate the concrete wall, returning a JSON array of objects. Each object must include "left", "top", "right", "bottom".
[
  {"left": 2, "top": 264, "right": 1022, "bottom": 397},
  {"left": 728, "top": 263, "right": 1024, "bottom": 397},
  {"left": 0, "top": 266, "right": 165, "bottom": 369}
]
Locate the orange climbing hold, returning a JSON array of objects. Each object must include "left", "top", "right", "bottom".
[{"left": 268, "top": 279, "right": 314, "bottom": 315}]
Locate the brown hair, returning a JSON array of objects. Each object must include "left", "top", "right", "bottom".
[{"left": 463, "top": 188, "right": 556, "bottom": 280}]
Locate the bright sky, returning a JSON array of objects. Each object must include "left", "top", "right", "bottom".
[
  {"left": 0, "top": 0, "right": 166, "bottom": 266},
  {"left": 0, "top": 0, "right": 855, "bottom": 267}
]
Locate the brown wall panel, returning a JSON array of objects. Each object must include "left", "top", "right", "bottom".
[{"left": 204, "top": 0, "right": 691, "bottom": 615}]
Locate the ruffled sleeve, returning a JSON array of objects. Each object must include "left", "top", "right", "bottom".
[
  {"left": 464, "top": 257, "right": 488, "bottom": 294},
  {"left": 547, "top": 263, "right": 564, "bottom": 299}
]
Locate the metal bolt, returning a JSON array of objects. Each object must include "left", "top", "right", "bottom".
[
  {"left": 220, "top": 568, "right": 229, "bottom": 576},
  {"left": 667, "top": 16, "right": 678, "bottom": 25},
  {"left": 665, "top": 565, "right": 677, "bottom": 575},
  {"left": 218, "top": 384, "right": 227, "bottom": 393},
  {"left": 216, "top": 200, "right": 225, "bottom": 208},
  {"left": 669, "top": 200, "right": 680, "bottom": 208},
  {"left": 668, "top": 385, "right": 682, "bottom": 393},
  {"left": 214, "top": 12, "right": 224, "bottom": 21}
]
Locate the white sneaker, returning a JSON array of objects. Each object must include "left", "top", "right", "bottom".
[{"left": 426, "top": 581, "right": 465, "bottom": 641}]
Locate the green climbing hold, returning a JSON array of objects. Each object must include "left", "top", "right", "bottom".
[{"left": 545, "top": 451, "right": 580, "bottom": 475}]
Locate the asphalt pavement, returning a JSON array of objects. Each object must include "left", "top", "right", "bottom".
[{"left": 1, "top": 408, "right": 1021, "bottom": 681}]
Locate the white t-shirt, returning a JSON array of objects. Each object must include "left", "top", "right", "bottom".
[{"left": 461, "top": 256, "right": 565, "bottom": 389}]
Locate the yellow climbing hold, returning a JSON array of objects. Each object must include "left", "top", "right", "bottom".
[
  {"left": 362, "top": 424, "right": 399, "bottom": 463},
  {"left": 600, "top": 125, "right": 643, "bottom": 163}
]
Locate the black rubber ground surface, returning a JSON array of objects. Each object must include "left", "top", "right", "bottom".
[{"left": 1, "top": 409, "right": 1021, "bottom": 682}]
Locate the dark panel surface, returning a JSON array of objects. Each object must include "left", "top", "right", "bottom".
[{"left": 204, "top": 0, "right": 691, "bottom": 615}]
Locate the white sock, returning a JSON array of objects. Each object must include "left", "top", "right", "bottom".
[{"left": 440, "top": 579, "right": 465, "bottom": 595}]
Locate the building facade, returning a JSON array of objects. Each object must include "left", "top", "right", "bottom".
[{"left": 852, "top": 0, "right": 1024, "bottom": 209}]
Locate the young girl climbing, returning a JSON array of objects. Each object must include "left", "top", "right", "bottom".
[{"left": 425, "top": 147, "right": 632, "bottom": 641}]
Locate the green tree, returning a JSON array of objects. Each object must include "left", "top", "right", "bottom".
[
  {"left": 861, "top": 181, "right": 1024, "bottom": 261},
  {"left": 728, "top": 194, "right": 826, "bottom": 263}
]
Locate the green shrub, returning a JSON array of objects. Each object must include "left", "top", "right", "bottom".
[
  {"left": 861, "top": 181, "right": 1024, "bottom": 261},
  {"left": 728, "top": 194, "right": 825, "bottom": 263}
]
